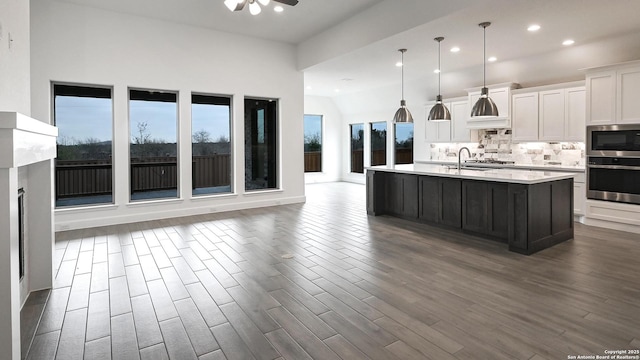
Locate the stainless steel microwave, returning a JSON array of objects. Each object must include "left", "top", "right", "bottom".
[{"left": 587, "top": 124, "right": 640, "bottom": 157}]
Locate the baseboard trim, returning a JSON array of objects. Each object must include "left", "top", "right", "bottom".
[{"left": 55, "top": 195, "right": 306, "bottom": 232}]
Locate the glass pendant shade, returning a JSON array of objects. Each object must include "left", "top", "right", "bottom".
[
  {"left": 471, "top": 22, "right": 499, "bottom": 118},
  {"left": 393, "top": 100, "right": 414, "bottom": 123},
  {"left": 393, "top": 49, "right": 413, "bottom": 123},
  {"left": 428, "top": 37, "right": 451, "bottom": 121}
]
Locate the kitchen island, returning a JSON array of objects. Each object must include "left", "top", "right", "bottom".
[{"left": 366, "top": 164, "right": 575, "bottom": 255}]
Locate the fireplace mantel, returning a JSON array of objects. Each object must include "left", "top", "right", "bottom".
[
  {"left": 0, "top": 112, "right": 58, "bottom": 169},
  {"left": 0, "top": 111, "right": 57, "bottom": 360}
]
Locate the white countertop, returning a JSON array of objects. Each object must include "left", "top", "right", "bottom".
[
  {"left": 368, "top": 164, "right": 576, "bottom": 184},
  {"left": 416, "top": 160, "right": 585, "bottom": 173}
]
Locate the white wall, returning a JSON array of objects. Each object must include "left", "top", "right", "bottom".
[
  {"left": 333, "top": 81, "right": 428, "bottom": 183},
  {"left": 303, "top": 96, "right": 342, "bottom": 183},
  {"left": 0, "top": 0, "right": 30, "bottom": 114},
  {"left": 31, "top": 0, "right": 305, "bottom": 231}
]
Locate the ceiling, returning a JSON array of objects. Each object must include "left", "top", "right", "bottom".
[
  {"left": 58, "top": 0, "right": 385, "bottom": 44},
  {"left": 58, "top": 0, "right": 640, "bottom": 100}
]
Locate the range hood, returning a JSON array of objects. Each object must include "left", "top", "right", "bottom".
[{"left": 465, "top": 83, "right": 520, "bottom": 129}]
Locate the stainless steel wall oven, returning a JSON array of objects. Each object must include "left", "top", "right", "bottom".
[{"left": 587, "top": 125, "right": 640, "bottom": 205}]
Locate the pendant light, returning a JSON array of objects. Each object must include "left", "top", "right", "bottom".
[
  {"left": 393, "top": 49, "right": 413, "bottom": 123},
  {"left": 471, "top": 22, "right": 499, "bottom": 117},
  {"left": 428, "top": 37, "right": 451, "bottom": 121}
]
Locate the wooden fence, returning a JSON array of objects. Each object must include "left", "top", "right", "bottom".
[
  {"left": 304, "top": 152, "right": 322, "bottom": 172},
  {"left": 56, "top": 154, "right": 231, "bottom": 198}
]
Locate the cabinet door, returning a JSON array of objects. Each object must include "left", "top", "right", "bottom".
[
  {"left": 490, "top": 87, "right": 510, "bottom": 119},
  {"left": 486, "top": 183, "right": 509, "bottom": 239},
  {"left": 387, "top": 174, "right": 418, "bottom": 218},
  {"left": 511, "top": 92, "right": 539, "bottom": 141},
  {"left": 617, "top": 67, "right": 640, "bottom": 124},
  {"left": 565, "top": 87, "right": 586, "bottom": 141},
  {"left": 539, "top": 89, "right": 565, "bottom": 141},
  {"left": 574, "top": 182, "right": 585, "bottom": 216},
  {"left": 440, "top": 178, "right": 462, "bottom": 227},
  {"left": 461, "top": 181, "right": 508, "bottom": 240},
  {"left": 418, "top": 176, "right": 440, "bottom": 223},
  {"left": 586, "top": 71, "right": 616, "bottom": 125},
  {"left": 462, "top": 180, "right": 488, "bottom": 233},
  {"left": 450, "top": 100, "right": 477, "bottom": 142}
]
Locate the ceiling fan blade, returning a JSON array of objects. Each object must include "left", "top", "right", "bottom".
[{"left": 273, "top": 0, "right": 299, "bottom": 6}]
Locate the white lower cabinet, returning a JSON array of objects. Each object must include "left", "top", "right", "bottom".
[{"left": 573, "top": 174, "right": 585, "bottom": 216}]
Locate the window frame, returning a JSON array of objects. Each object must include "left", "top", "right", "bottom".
[
  {"left": 191, "top": 92, "right": 234, "bottom": 197},
  {"left": 128, "top": 87, "right": 180, "bottom": 202},
  {"left": 350, "top": 123, "right": 365, "bottom": 174},
  {"left": 303, "top": 114, "right": 323, "bottom": 173},
  {"left": 52, "top": 81, "right": 115, "bottom": 208},
  {"left": 244, "top": 96, "right": 280, "bottom": 192},
  {"left": 370, "top": 121, "right": 387, "bottom": 167}
]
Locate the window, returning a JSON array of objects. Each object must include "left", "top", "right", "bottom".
[
  {"left": 303, "top": 114, "right": 322, "bottom": 173},
  {"left": 245, "top": 98, "right": 278, "bottom": 190},
  {"left": 350, "top": 123, "right": 364, "bottom": 173},
  {"left": 192, "top": 94, "right": 232, "bottom": 196},
  {"left": 129, "top": 89, "right": 178, "bottom": 201},
  {"left": 53, "top": 84, "right": 113, "bottom": 207},
  {"left": 395, "top": 123, "right": 413, "bottom": 164},
  {"left": 370, "top": 122, "right": 387, "bottom": 166}
]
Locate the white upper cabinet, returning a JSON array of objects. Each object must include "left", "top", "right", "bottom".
[
  {"left": 539, "top": 89, "right": 565, "bottom": 141},
  {"left": 511, "top": 92, "right": 538, "bottom": 141},
  {"left": 565, "top": 87, "right": 586, "bottom": 141},
  {"left": 425, "top": 98, "right": 477, "bottom": 143},
  {"left": 586, "top": 61, "right": 640, "bottom": 125},
  {"left": 450, "top": 100, "right": 476, "bottom": 142},
  {"left": 511, "top": 82, "right": 585, "bottom": 142},
  {"left": 617, "top": 66, "right": 640, "bottom": 124}
]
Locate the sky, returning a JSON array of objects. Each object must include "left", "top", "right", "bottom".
[
  {"left": 55, "top": 96, "right": 231, "bottom": 144},
  {"left": 304, "top": 114, "right": 322, "bottom": 141}
]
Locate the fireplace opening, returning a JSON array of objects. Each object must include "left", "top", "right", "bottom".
[{"left": 18, "top": 188, "right": 25, "bottom": 280}]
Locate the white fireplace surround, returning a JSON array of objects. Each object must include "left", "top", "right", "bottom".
[{"left": 0, "top": 112, "right": 57, "bottom": 360}]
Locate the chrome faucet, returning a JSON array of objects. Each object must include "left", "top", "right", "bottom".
[{"left": 458, "top": 147, "right": 471, "bottom": 170}]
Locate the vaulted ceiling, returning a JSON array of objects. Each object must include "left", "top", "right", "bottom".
[{"left": 57, "top": 0, "right": 640, "bottom": 99}]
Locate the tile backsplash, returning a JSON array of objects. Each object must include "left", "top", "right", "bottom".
[{"left": 429, "top": 129, "right": 585, "bottom": 166}]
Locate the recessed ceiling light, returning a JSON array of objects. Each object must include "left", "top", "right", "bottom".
[
  {"left": 274, "top": 5, "right": 283, "bottom": 12},
  {"left": 306, "top": 85, "right": 312, "bottom": 90},
  {"left": 488, "top": 56, "right": 497, "bottom": 62},
  {"left": 562, "top": 39, "right": 575, "bottom": 46},
  {"left": 334, "top": 89, "right": 340, "bottom": 93},
  {"left": 527, "top": 24, "right": 541, "bottom": 32},
  {"left": 395, "top": 61, "right": 403, "bottom": 67},
  {"left": 434, "top": 69, "right": 440, "bottom": 74},
  {"left": 450, "top": 47, "right": 460, "bottom": 53}
]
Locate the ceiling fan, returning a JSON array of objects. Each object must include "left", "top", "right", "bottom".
[{"left": 224, "top": 0, "right": 299, "bottom": 15}]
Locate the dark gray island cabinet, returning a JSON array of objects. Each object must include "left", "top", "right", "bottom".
[{"left": 366, "top": 164, "right": 575, "bottom": 255}]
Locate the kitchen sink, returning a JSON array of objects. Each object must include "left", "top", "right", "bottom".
[{"left": 443, "top": 165, "right": 492, "bottom": 171}]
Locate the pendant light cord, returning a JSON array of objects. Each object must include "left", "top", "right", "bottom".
[
  {"left": 401, "top": 50, "right": 405, "bottom": 101},
  {"left": 483, "top": 24, "right": 486, "bottom": 88},
  {"left": 438, "top": 40, "right": 441, "bottom": 95}
]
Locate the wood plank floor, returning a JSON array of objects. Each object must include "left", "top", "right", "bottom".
[{"left": 24, "top": 182, "right": 640, "bottom": 359}]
